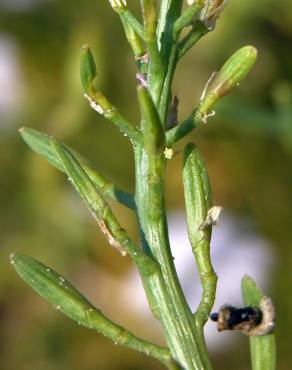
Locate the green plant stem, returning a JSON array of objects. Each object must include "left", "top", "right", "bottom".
[
  {"left": 120, "top": 18, "right": 146, "bottom": 63},
  {"left": 178, "top": 21, "right": 208, "bottom": 59},
  {"left": 140, "top": 0, "right": 164, "bottom": 103},
  {"left": 173, "top": 2, "right": 204, "bottom": 40},
  {"left": 118, "top": 9, "right": 144, "bottom": 39},
  {"left": 134, "top": 145, "right": 211, "bottom": 370},
  {"left": 166, "top": 112, "right": 201, "bottom": 146}
]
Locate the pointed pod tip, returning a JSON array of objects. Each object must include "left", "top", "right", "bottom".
[
  {"left": 10, "top": 252, "right": 16, "bottom": 265},
  {"left": 241, "top": 274, "right": 254, "bottom": 286},
  {"left": 242, "top": 273, "right": 252, "bottom": 280},
  {"left": 198, "top": 45, "right": 258, "bottom": 116},
  {"left": 240, "top": 45, "right": 258, "bottom": 65},
  {"left": 19, "top": 127, "right": 29, "bottom": 138},
  {"left": 10, "top": 252, "right": 25, "bottom": 268},
  {"left": 243, "top": 45, "right": 257, "bottom": 55},
  {"left": 81, "top": 44, "right": 91, "bottom": 52},
  {"left": 19, "top": 127, "right": 35, "bottom": 141}
]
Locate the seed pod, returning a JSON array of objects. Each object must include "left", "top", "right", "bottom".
[
  {"left": 10, "top": 253, "right": 97, "bottom": 328},
  {"left": 198, "top": 45, "right": 257, "bottom": 117},
  {"left": 183, "top": 143, "right": 213, "bottom": 247}
]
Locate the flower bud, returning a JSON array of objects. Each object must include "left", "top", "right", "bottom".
[{"left": 198, "top": 45, "right": 257, "bottom": 118}]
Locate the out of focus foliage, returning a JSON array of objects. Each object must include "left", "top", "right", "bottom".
[{"left": 0, "top": 1, "right": 292, "bottom": 369}]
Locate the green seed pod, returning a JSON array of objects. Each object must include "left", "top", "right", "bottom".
[
  {"left": 80, "top": 44, "right": 97, "bottom": 96},
  {"left": 183, "top": 143, "right": 218, "bottom": 326},
  {"left": 198, "top": 45, "right": 257, "bottom": 117},
  {"left": 10, "top": 253, "right": 97, "bottom": 328},
  {"left": 183, "top": 143, "right": 213, "bottom": 247}
]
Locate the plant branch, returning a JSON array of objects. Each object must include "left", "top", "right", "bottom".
[
  {"left": 134, "top": 144, "right": 211, "bottom": 370},
  {"left": 80, "top": 45, "right": 141, "bottom": 143},
  {"left": 173, "top": 2, "right": 204, "bottom": 40},
  {"left": 109, "top": 1, "right": 144, "bottom": 39},
  {"left": 166, "top": 111, "right": 201, "bottom": 146},
  {"left": 140, "top": 0, "right": 164, "bottom": 103},
  {"left": 178, "top": 21, "right": 208, "bottom": 59}
]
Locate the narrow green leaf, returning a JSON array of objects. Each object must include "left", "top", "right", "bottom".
[
  {"left": 10, "top": 252, "right": 177, "bottom": 369},
  {"left": 119, "top": 10, "right": 144, "bottom": 39},
  {"left": 50, "top": 137, "right": 141, "bottom": 257},
  {"left": 140, "top": 0, "right": 165, "bottom": 103},
  {"left": 19, "top": 127, "right": 135, "bottom": 209},
  {"left": 198, "top": 45, "right": 258, "bottom": 117},
  {"left": 50, "top": 137, "right": 106, "bottom": 216},
  {"left": 157, "top": 0, "right": 183, "bottom": 56},
  {"left": 137, "top": 85, "right": 165, "bottom": 155},
  {"left": 122, "top": 19, "right": 145, "bottom": 61},
  {"left": 173, "top": 1, "right": 204, "bottom": 39},
  {"left": 242, "top": 275, "right": 276, "bottom": 370},
  {"left": 11, "top": 253, "right": 96, "bottom": 327}
]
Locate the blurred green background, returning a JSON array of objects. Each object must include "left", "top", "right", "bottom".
[{"left": 1, "top": 1, "right": 292, "bottom": 369}]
